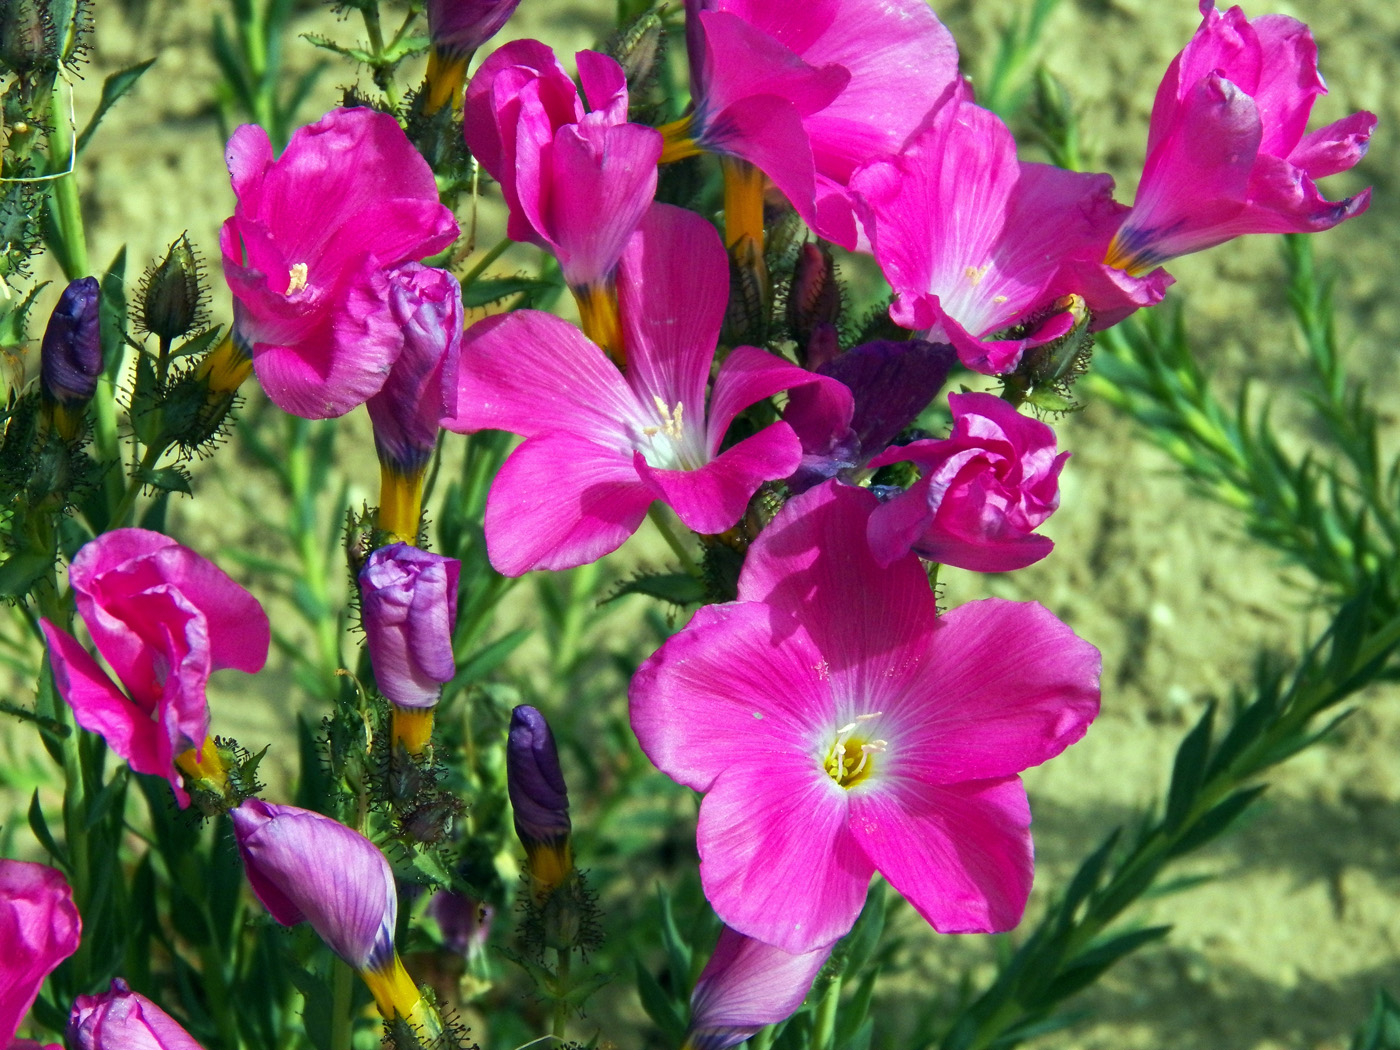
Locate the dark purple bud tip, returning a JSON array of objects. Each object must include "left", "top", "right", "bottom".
[
  {"left": 40, "top": 276, "right": 102, "bottom": 407},
  {"left": 507, "top": 705, "right": 571, "bottom": 850}
]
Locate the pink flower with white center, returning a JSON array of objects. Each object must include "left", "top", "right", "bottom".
[
  {"left": 630, "top": 481, "right": 1100, "bottom": 953},
  {"left": 867, "top": 392, "right": 1068, "bottom": 572},
  {"left": 852, "top": 92, "right": 1171, "bottom": 376},
  {"left": 1106, "top": 0, "right": 1375, "bottom": 276},
  {"left": 464, "top": 41, "right": 660, "bottom": 297},
  {"left": 442, "top": 203, "right": 851, "bottom": 576},
  {"left": 40, "top": 529, "right": 270, "bottom": 807},
  {"left": 1, "top": 861, "right": 80, "bottom": 1049},
  {"left": 669, "top": 0, "right": 960, "bottom": 248},
  {"left": 220, "top": 107, "right": 459, "bottom": 419},
  {"left": 682, "top": 926, "right": 832, "bottom": 1050}
]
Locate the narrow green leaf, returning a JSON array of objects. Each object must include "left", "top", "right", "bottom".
[
  {"left": 604, "top": 571, "right": 706, "bottom": 607},
  {"left": 635, "top": 958, "right": 688, "bottom": 1047},
  {"left": 77, "top": 59, "right": 157, "bottom": 154},
  {"left": 1352, "top": 989, "right": 1400, "bottom": 1050},
  {"left": 1039, "top": 925, "right": 1172, "bottom": 1004},
  {"left": 656, "top": 885, "right": 693, "bottom": 989},
  {"left": 135, "top": 466, "right": 192, "bottom": 495},
  {"left": 1168, "top": 784, "right": 1268, "bottom": 858},
  {"left": 1164, "top": 701, "right": 1214, "bottom": 832},
  {"left": 83, "top": 766, "right": 128, "bottom": 831},
  {"left": 28, "top": 791, "right": 70, "bottom": 870}
]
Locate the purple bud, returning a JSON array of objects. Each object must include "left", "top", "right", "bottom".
[
  {"left": 359, "top": 543, "right": 460, "bottom": 709},
  {"left": 684, "top": 927, "right": 831, "bottom": 1050},
  {"left": 507, "top": 706, "right": 570, "bottom": 847},
  {"left": 426, "top": 0, "right": 523, "bottom": 59},
  {"left": 787, "top": 242, "right": 840, "bottom": 353},
  {"left": 365, "top": 264, "right": 462, "bottom": 477},
  {"left": 428, "top": 890, "right": 494, "bottom": 958},
  {"left": 40, "top": 277, "right": 102, "bottom": 408},
  {"left": 68, "top": 979, "right": 206, "bottom": 1050},
  {"left": 229, "top": 799, "right": 397, "bottom": 972}
]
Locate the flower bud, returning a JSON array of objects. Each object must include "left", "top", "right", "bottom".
[
  {"left": 39, "top": 276, "right": 101, "bottom": 440},
  {"left": 786, "top": 242, "right": 840, "bottom": 354},
  {"left": 506, "top": 705, "right": 572, "bottom": 897},
  {"left": 0, "top": 860, "right": 80, "bottom": 1047},
  {"left": 682, "top": 927, "right": 832, "bottom": 1050},
  {"left": 137, "top": 234, "right": 206, "bottom": 344},
  {"left": 424, "top": 0, "right": 522, "bottom": 114},
  {"left": 359, "top": 542, "right": 460, "bottom": 754},
  {"left": 67, "top": 979, "right": 205, "bottom": 1050},
  {"left": 0, "top": 0, "right": 53, "bottom": 74},
  {"left": 429, "top": 890, "right": 493, "bottom": 960}
]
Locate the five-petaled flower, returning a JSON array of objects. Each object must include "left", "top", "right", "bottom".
[{"left": 630, "top": 481, "right": 1101, "bottom": 953}]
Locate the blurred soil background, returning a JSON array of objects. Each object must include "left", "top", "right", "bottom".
[{"left": 2, "top": 1, "right": 1398, "bottom": 1048}]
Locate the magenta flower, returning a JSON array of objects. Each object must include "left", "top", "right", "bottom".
[
  {"left": 443, "top": 203, "right": 851, "bottom": 575},
  {"left": 630, "top": 481, "right": 1100, "bottom": 953},
  {"left": 683, "top": 926, "right": 831, "bottom": 1050},
  {"left": 0, "top": 861, "right": 80, "bottom": 1048},
  {"left": 67, "top": 980, "right": 204, "bottom": 1050},
  {"left": 1106, "top": 0, "right": 1375, "bottom": 275},
  {"left": 360, "top": 543, "right": 460, "bottom": 753},
  {"left": 464, "top": 41, "right": 660, "bottom": 294},
  {"left": 220, "top": 107, "right": 459, "bottom": 419},
  {"left": 41, "top": 529, "right": 270, "bottom": 807},
  {"left": 852, "top": 92, "right": 1171, "bottom": 375},
  {"left": 867, "top": 392, "right": 1068, "bottom": 572},
  {"left": 671, "top": 0, "right": 960, "bottom": 248}
]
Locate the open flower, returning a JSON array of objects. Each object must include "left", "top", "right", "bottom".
[
  {"left": 221, "top": 107, "right": 459, "bottom": 418},
  {"left": 683, "top": 926, "right": 831, "bottom": 1050},
  {"left": 40, "top": 529, "right": 269, "bottom": 807},
  {"left": 667, "top": 0, "right": 959, "bottom": 248},
  {"left": 630, "top": 481, "right": 1100, "bottom": 953},
  {"left": 68, "top": 980, "right": 205, "bottom": 1050},
  {"left": 853, "top": 91, "right": 1170, "bottom": 375},
  {"left": 1106, "top": 0, "right": 1375, "bottom": 275},
  {"left": 867, "top": 392, "right": 1068, "bottom": 572},
  {"left": 443, "top": 203, "right": 851, "bottom": 575},
  {"left": 1, "top": 861, "right": 80, "bottom": 1048}
]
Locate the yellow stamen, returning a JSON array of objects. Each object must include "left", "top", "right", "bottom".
[
  {"left": 391, "top": 704, "right": 436, "bottom": 756},
  {"left": 425, "top": 47, "right": 470, "bottom": 116},
  {"left": 657, "top": 115, "right": 705, "bottom": 164},
  {"left": 286, "top": 263, "right": 309, "bottom": 295},
  {"left": 175, "top": 735, "right": 229, "bottom": 793},
  {"left": 573, "top": 282, "right": 625, "bottom": 368},
  {"left": 360, "top": 952, "right": 425, "bottom": 1021},
  {"left": 822, "top": 714, "right": 886, "bottom": 790},
  {"left": 195, "top": 336, "right": 254, "bottom": 395},
  {"left": 720, "top": 157, "right": 766, "bottom": 252},
  {"left": 378, "top": 463, "right": 426, "bottom": 545}
]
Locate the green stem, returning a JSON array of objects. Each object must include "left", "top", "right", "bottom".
[
  {"left": 460, "top": 236, "right": 512, "bottom": 288},
  {"left": 46, "top": 80, "right": 89, "bottom": 280},
  {"left": 647, "top": 505, "right": 702, "bottom": 579},
  {"left": 286, "top": 418, "right": 341, "bottom": 691},
  {"left": 811, "top": 974, "right": 842, "bottom": 1050},
  {"left": 107, "top": 440, "right": 170, "bottom": 530},
  {"left": 551, "top": 948, "right": 571, "bottom": 1041},
  {"left": 331, "top": 957, "right": 354, "bottom": 1050}
]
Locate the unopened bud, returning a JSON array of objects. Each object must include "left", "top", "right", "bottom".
[
  {"left": 40, "top": 276, "right": 101, "bottom": 440},
  {"left": 138, "top": 234, "right": 206, "bottom": 343},
  {"left": 507, "top": 705, "right": 573, "bottom": 898},
  {"left": 0, "top": 0, "right": 53, "bottom": 74},
  {"left": 787, "top": 242, "right": 841, "bottom": 352}
]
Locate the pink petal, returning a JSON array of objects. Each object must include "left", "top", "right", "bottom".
[
  {"left": 850, "top": 776, "right": 1032, "bottom": 934},
  {"left": 547, "top": 121, "right": 661, "bottom": 288},
  {"left": 738, "top": 482, "right": 936, "bottom": 713},
  {"left": 696, "top": 10, "right": 847, "bottom": 121},
  {"left": 635, "top": 421, "right": 801, "bottom": 536},
  {"left": 688, "top": 926, "right": 832, "bottom": 1041},
  {"left": 41, "top": 621, "right": 167, "bottom": 782},
  {"left": 0, "top": 860, "right": 80, "bottom": 1046},
  {"left": 618, "top": 205, "right": 728, "bottom": 418},
  {"left": 1289, "top": 111, "right": 1376, "bottom": 179},
  {"left": 881, "top": 598, "right": 1100, "bottom": 783},
  {"left": 698, "top": 768, "right": 874, "bottom": 953},
  {"left": 444, "top": 310, "right": 638, "bottom": 444},
  {"left": 707, "top": 345, "right": 847, "bottom": 450},
  {"left": 483, "top": 433, "right": 653, "bottom": 575},
  {"left": 575, "top": 49, "right": 629, "bottom": 122},
  {"left": 1245, "top": 14, "right": 1323, "bottom": 158},
  {"left": 630, "top": 602, "right": 835, "bottom": 793},
  {"left": 704, "top": 94, "right": 824, "bottom": 238}
]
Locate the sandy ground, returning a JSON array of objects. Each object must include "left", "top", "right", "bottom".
[{"left": 3, "top": 1, "right": 1397, "bottom": 1048}]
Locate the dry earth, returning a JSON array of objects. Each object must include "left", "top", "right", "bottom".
[{"left": 2, "top": 1, "right": 1398, "bottom": 1048}]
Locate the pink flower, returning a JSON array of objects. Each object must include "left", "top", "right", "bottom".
[
  {"left": 852, "top": 92, "right": 1170, "bottom": 375},
  {"left": 220, "top": 107, "right": 459, "bottom": 419},
  {"left": 683, "top": 926, "right": 831, "bottom": 1050},
  {"left": 359, "top": 543, "right": 459, "bottom": 709},
  {"left": 464, "top": 41, "right": 661, "bottom": 292},
  {"left": 673, "top": 0, "right": 960, "bottom": 248},
  {"left": 40, "top": 529, "right": 270, "bottom": 807},
  {"left": 867, "top": 392, "right": 1068, "bottom": 572},
  {"left": 443, "top": 203, "right": 851, "bottom": 575},
  {"left": 0, "top": 861, "right": 80, "bottom": 1048},
  {"left": 630, "top": 481, "right": 1100, "bottom": 953},
  {"left": 67, "top": 980, "right": 205, "bottom": 1050},
  {"left": 1106, "top": 1, "right": 1374, "bottom": 276}
]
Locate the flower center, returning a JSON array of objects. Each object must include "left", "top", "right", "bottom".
[
  {"left": 823, "top": 713, "right": 886, "bottom": 790},
  {"left": 632, "top": 395, "right": 703, "bottom": 471},
  {"left": 286, "top": 262, "right": 309, "bottom": 295}
]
